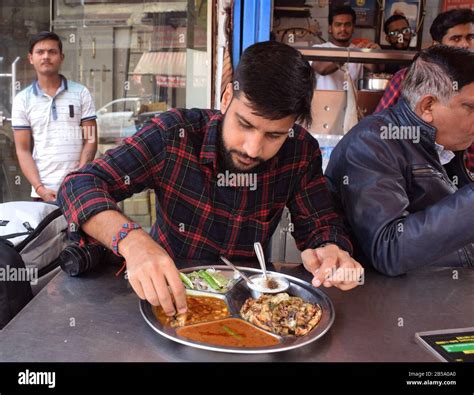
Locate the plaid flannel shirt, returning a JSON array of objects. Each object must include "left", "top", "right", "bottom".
[
  {"left": 57, "top": 108, "right": 352, "bottom": 260},
  {"left": 374, "top": 68, "right": 407, "bottom": 114}
]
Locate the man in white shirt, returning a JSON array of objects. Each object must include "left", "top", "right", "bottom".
[
  {"left": 12, "top": 31, "right": 97, "bottom": 202},
  {"left": 312, "top": 6, "right": 380, "bottom": 90}
]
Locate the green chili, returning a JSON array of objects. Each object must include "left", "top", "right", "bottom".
[
  {"left": 222, "top": 325, "right": 242, "bottom": 340},
  {"left": 179, "top": 272, "right": 194, "bottom": 289},
  {"left": 197, "top": 270, "right": 221, "bottom": 290}
]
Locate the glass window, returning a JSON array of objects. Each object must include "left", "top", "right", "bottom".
[
  {"left": 52, "top": 0, "right": 211, "bottom": 228},
  {"left": 53, "top": 0, "right": 211, "bottom": 143},
  {"left": 0, "top": 0, "right": 211, "bottom": 208},
  {"left": 0, "top": 2, "right": 50, "bottom": 202}
]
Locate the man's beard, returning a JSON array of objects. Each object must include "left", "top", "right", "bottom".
[{"left": 216, "top": 114, "right": 265, "bottom": 174}]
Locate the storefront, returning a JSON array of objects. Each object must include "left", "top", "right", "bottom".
[{"left": 0, "top": 3, "right": 473, "bottom": 389}]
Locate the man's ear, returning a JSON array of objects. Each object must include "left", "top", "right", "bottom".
[
  {"left": 28, "top": 53, "right": 33, "bottom": 65},
  {"left": 220, "top": 82, "right": 234, "bottom": 114},
  {"left": 415, "top": 95, "right": 437, "bottom": 123},
  {"left": 385, "top": 34, "right": 390, "bottom": 43}
]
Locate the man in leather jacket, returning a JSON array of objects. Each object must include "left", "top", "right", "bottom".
[{"left": 326, "top": 45, "right": 474, "bottom": 276}]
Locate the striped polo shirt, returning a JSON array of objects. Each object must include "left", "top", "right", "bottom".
[{"left": 12, "top": 76, "right": 96, "bottom": 197}]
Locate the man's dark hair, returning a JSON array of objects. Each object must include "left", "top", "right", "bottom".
[
  {"left": 430, "top": 8, "right": 474, "bottom": 42},
  {"left": 402, "top": 45, "right": 474, "bottom": 108},
  {"left": 29, "top": 31, "right": 63, "bottom": 54},
  {"left": 328, "top": 5, "right": 356, "bottom": 25},
  {"left": 233, "top": 41, "right": 314, "bottom": 125},
  {"left": 384, "top": 14, "right": 410, "bottom": 35}
]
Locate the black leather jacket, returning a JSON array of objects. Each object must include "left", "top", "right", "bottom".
[{"left": 325, "top": 98, "right": 474, "bottom": 276}]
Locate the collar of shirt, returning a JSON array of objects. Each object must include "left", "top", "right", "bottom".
[
  {"left": 199, "top": 111, "right": 221, "bottom": 169},
  {"left": 434, "top": 142, "right": 455, "bottom": 165},
  {"left": 32, "top": 74, "right": 68, "bottom": 97}
]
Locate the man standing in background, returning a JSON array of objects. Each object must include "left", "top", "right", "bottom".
[
  {"left": 311, "top": 5, "right": 380, "bottom": 90},
  {"left": 12, "top": 31, "right": 97, "bottom": 202}
]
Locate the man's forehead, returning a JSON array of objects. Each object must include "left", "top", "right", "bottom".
[
  {"left": 388, "top": 19, "right": 409, "bottom": 30},
  {"left": 235, "top": 110, "right": 292, "bottom": 130},
  {"left": 458, "top": 83, "right": 474, "bottom": 96},
  {"left": 32, "top": 40, "right": 60, "bottom": 50},
  {"left": 445, "top": 23, "right": 474, "bottom": 36},
  {"left": 230, "top": 93, "right": 295, "bottom": 127},
  {"left": 332, "top": 15, "right": 353, "bottom": 23},
  {"left": 446, "top": 83, "right": 474, "bottom": 104}
]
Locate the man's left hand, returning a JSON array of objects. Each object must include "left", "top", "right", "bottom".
[{"left": 301, "top": 244, "right": 364, "bottom": 291}]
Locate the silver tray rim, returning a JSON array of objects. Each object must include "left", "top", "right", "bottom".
[{"left": 140, "top": 265, "right": 335, "bottom": 354}]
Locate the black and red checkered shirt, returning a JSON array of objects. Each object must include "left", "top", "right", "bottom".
[
  {"left": 57, "top": 108, "right": 352, "bottom": 260},
  {"left": 375, "top": 68, "right": 474, "bottom": 175},
  {"left": 374, "top": 68, "right": 407, "bottom": 114}
]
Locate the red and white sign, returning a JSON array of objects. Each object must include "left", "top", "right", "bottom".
[{"left": 442, "top": 0, "right": 474, "bottom": 11}]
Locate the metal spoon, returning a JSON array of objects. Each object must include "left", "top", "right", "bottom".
[
  {"left": 220, "top": 256, "right": 255, "bottom": 285},
  {"left": 254, "top": 242, "right": 268, "bottom": 280}
]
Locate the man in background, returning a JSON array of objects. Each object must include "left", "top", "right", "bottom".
[
  {"left": 311, "top": 5, "right": 380, "bottom": 90},
  {"left": 12, "top": 31, "right": 97, "bottom": 202},
  {"left": 375, "top": 8, "right": 474, "bottom": 177},
  {"left": 383, "top": 14, "right": 414, "bottom": 74}
]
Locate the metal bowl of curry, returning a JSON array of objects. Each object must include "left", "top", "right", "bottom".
[{"left": 140, "top": 266, "right": 335, "bottom": 354}]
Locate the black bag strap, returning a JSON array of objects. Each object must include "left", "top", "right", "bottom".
[
  {"left": 0, "top": 231, "right": 32, "bottom": 240},
  {"left": 15, "top": 208, "right": 64, "bottom": 253}
]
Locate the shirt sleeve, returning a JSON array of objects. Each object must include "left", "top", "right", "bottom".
[
  {"left": 80, "top": 87, "right": 97, "bottom": 123},
  {"left": 286, "top": 143, "right": 353, "bottom": 254},
  {"left": 11, "top": 93, "right": 31, "bottom": 130},
  {"left": 57, "top": 122, "right": 167, "bottom": 244}
]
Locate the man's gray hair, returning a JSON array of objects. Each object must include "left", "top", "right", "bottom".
[{"left": 401, "top": 55, "right": 456, "bottom": 110}]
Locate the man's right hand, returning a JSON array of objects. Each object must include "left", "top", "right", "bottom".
[
  {"left": 119, "top": 230, "right": 187, "bottom": 316},
  {"left": 37, "top": 186, "right": 57, "bottom": 202}
]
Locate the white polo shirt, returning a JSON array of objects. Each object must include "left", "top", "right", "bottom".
[
  {"left": 312, "top": 42, "right": 364, "bottom": 90},
  {"left": 12, "top": 76, "right": 96, "bottom": 197}
]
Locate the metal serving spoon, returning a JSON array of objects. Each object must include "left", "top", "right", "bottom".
[
  {"left": 253, "top": 242, "right": 268, "bottom": 280},
  {"left": 253, "top": 242, "right": 290, "bottom": 291},
  {"left": 220, "top": 256, "right": 255, "bottom": 285}
]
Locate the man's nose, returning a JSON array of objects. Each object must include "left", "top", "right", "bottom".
[
  {"left": 459, "top": 39, "right": 470, "bottom": 49},
  {"left": 243, "top": 134, "right": 264, "bottom": 158}
]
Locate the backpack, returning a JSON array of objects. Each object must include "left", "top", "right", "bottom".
[{"left": 0, "top": 201, "right": 70, "bottom": 328}]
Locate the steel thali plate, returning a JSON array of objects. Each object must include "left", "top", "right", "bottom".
[{"left": 140, "top": 265, "right": 335, "bottom": 354}]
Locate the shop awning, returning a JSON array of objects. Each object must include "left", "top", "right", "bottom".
[{"left": 132, "top": 50, "right": 207, "bottom": 88}]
